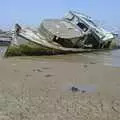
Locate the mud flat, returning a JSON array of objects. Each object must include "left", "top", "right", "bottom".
[{"left": 0, "top": 56, "right": 120, "bottom": 120}]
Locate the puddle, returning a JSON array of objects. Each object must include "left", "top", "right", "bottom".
[{"left": 65, "top": 84, "right": 97, "bottom": 93}]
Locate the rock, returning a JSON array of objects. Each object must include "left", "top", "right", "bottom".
[
  {"left": 45, "top": 74, "right": 53, "bottom": 78},
  {"left": 71, "top": 86, "right": 80, "bottom": 92},
  {"left": 70, "top": 86, "right": 87, "bottom": 93},
  {"left": 33, "top": 69, "right": 42, "bottom": 72},
  {"left": 83, "top": 64, "right": 88, "bottom": 68}
]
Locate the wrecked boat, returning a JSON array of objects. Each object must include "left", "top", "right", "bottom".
[{"left": 12, "top": 11, "right": 116, "bottom": 53}]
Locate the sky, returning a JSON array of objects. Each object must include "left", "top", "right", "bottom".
[{"left": 0, "top": 0, "right": 120, "bottom": 30}]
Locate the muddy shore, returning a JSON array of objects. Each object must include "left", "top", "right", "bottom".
[{"left": 0, "top": 56, "right": 120, "bottom": 120}]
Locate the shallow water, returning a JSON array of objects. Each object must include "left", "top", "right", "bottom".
[
  {"left": 0, "top": 46, "right": 120, "bottom": 67},
  {"left": 110, "top": 49, "right": 120, "bottom": 67},
  {"left": 78, "top": 49, "right": 120, "bottom": 67},
  {"left": 52, "top": 49, "right": 120, "bottom": 67}
]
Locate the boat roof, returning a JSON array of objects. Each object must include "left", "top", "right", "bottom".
[{"left": 41, "top": 19, "right": 83, "bottom": 39}]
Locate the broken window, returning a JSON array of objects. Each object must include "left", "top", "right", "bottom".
[
  {"left": 64, "top": 12, "right": 89, "bottom": 32},
  {"left": 77, "top": 22, "right": 88, "bottom": 32}
]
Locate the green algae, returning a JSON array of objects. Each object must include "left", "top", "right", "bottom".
[{"left": 5, "top": 43, "right": 65, "bottom": 56}]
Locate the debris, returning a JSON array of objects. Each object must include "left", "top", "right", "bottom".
[
  {"left": 33, "top": 69, "right": 42, "bottom": 72},
  {"left": 70, "top": 86, "right": 87, "bottom": 93},
  {"left": 42, "top": 67, "right": 50, "bottom": 70},
  {"left": 45, "top": 74, "right": 53, "bottom": 78},
  {"left": 89, "top": 62, "right": 96, "bottom": 64},
  {"left": 69, "top": 84, "right": 96, "bottom": 93},
  {"left": 25, "top": 74, "right": 32, "bottom": 77},
  {"left": 71, "top": 86, "right": 80, "bottom": 92},
  {"left": 83, "top": 64, "right": 88, "bottom": 68},
  {"left": 13, "top": 69, "right": 19, "bottom": 72}
]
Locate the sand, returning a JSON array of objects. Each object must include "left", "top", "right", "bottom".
[{"left": 0, "top": 56, "right": 120, "bottom": 120}]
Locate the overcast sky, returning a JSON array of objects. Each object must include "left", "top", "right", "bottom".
[{"left": 0, "top": 0, "right": 119, "bottom": 30}]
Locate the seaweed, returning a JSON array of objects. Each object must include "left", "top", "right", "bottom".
[{"left": 5, "top": 42, "right": 65, "bottom": 56}]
